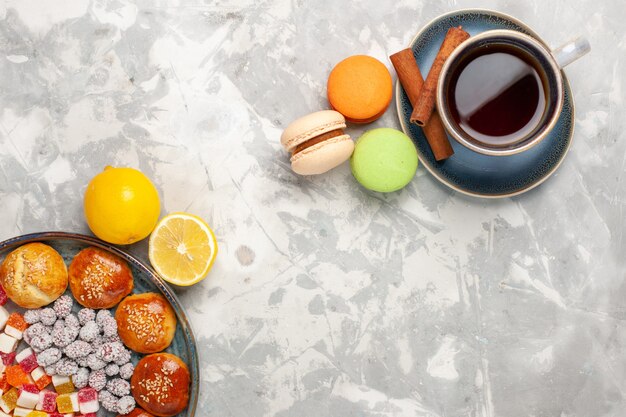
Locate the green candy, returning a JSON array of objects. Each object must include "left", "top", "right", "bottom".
[{"left": 350, "top": 128, "right": 418, "bottom": 192}]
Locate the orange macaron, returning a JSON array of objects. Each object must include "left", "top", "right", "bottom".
[{"left": 327, "top": 55, "right": 393, "bottom": 124}]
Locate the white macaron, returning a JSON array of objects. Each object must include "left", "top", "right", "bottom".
[{"left": 280, "top": 110, "right": 354, "bottom": 175}]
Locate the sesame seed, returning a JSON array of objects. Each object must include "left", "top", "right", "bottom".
[
  {"left": 138, "top": 371, "right": 175, "bottom": 405},
  {"left": 123, "top": 301, "right": 166, "bottom": 346},
  {"left": 80, "top": 257, "right": 114, "bottom": 302}
]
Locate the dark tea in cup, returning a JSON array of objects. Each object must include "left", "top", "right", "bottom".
[
  {"left": 436, "top": 30, "right": 589, "bottom": 156},
  {"left": 446, "top": 44, "right": 547, "bottom": 146}
]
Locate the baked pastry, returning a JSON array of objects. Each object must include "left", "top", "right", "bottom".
[
  {"left": 280, "top": 110, "right": 354, "bottom": 175},
  {"left": 118, "top": 407, "right": 155, "bottom": 417},
  {"left": 69, "top": 247, "right": 133, "bottom": 309},
  {"left": 131, "top": 353, "right": 190, "bottom": 417},
  {"left": 0, "top": 242, "right": 68, "bottom": 308},
  {"left": 115, "top": 293, "right": 177, "bottom": 353}
]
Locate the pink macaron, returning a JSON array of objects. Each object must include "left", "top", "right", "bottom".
[{"left": 280, "top": 110, "right": 354, "bottom": 175}]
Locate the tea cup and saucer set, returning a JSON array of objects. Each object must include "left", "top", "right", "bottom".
[{"left": 397, "top": 9, "right": 590, "bottom": 198}]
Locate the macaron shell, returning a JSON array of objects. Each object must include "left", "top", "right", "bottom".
[
  {"left": 327, "top": 55, "right": 393, "bottom": 123},
  {"left": 342, "top": 105, "right": 389, "bottom": 124},
  {"left": 291, "top": 135, "right": 354, "bottom": 175},
  {"left": 280, "top": 110, "right": 347, "bottom": 151},
  {"left": 351, "top": 128, "right": 418, "bottom": 192}
]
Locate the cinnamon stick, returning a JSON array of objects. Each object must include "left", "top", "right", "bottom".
[
  {"left": 410, "top": 26, "right": 470, "bottom": 126},
  {"left": 391, "top": 48, "right": 454, "bottom": 161}
]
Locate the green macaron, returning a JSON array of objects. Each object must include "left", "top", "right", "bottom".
[{"left": 350, "top": 128, "right": 418, "bottom": 192}]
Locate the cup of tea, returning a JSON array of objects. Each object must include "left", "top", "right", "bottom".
[{"left": 436, "top": 29, "right": 590, "bottom": 156}]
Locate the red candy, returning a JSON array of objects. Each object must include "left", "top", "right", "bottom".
[
  {"left": 38, "top": 390, "right": 58, "bottom": 413},
  {"left": 0, "top": 374, "right": 8, "bottom": 392},
  {"left": 77, "top": 387, "right": 97, "bottom": 402},
  {"left": 0, "top": 352, "right": 16, "bottom": 366},
  {"left": 20, "top": 383, "right": 38, "bottom": 394},
  {"left": 0, "top": 286, "right": 7, "bottom": 306},
  {"left": 18, "top": 354, "right": 38, "bottom": 373}
]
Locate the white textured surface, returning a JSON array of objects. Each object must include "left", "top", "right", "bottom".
[{"left": 0, "top": 1, "right": 625, "bottom": 416}]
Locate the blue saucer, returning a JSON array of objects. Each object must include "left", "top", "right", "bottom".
[{"left": 396, "top": 9, "right": 574, "bottom": 198}]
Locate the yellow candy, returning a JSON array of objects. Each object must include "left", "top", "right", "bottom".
[
  {"left": 0, "top": 387, "right": 18, "bottom": 411},
  {"left": 52, "top": 375, "right": 75, "bottom": 395},
  {"left": 26, "top": 412, "right": 48, "bottom": 417},
  {"left": 54, "top": 381, "right": 74, "bottom": 395},
  {"left": 56, "top": 393, "right": 75, "bottom": 414}
]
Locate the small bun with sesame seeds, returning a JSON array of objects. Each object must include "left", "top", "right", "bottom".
[
  {"left": 0, "top": 242, "right": 68, "bottom": 308},
  {"left": 69, "top": 247, "right": 134, "bottom": 309},
  {"left": 115, "top": 293, "right": 177, "bottom": 354},
  {"left": 131, "top": 353, "right": 190, "bottom": 417}
]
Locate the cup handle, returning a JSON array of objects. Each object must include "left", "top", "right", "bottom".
[{"left": 551, "top": 36, "right": 591, "bottom": 68}]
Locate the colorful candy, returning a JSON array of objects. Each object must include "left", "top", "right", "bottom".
[
  {"left": 26, "top": 411, "right": 48, "bottom": 417},
  {"left": 36, "top": 389, "right": 57, "bottom": 413},
  {"left": 0, "top": 334, "right": 18, "bottom": 354},
  {"left": 0, "top": 287, "right": 7, "bottom": 307},
  {"left": 0, "top": 375, "right": 8, "bottom": 394},
  {"left": 0, "top": 387, "right": 18, "bottom": 413},
  {"left": 20, "top": 356, "right": 40, "bottom": 374},
  {"left": 16, "top": 384, "right": 39, "bottom": 409},
  {"left": 0, "top": 307, "right": 9, "bottom": 330},
  {"left": 7, "top": 365, "right": 32, "bottom": 387},
  {"left": 5, "top": 313, "right": 29, "bottom": 340},
  {"left": 55, "top": 393, "right": 73, "bottom": 413},
  {"left": 56, "top": 392, "right": 79, "bottom": 413},
  {"left": 12, "top": 406, "right": 31, "bottom": 417},
  {"left": 1, "top": 352, "right": 16, "bottom": 367},
  {"left": 51, "top": 375, "right": 74, "bottom": 394},
  {"left": 31, "top": 367, "right": 52, "bottom": 391},
  {"left": 77, "top": 387, "right": 98, "bottom": 414},
  {"left": 17, "top": 348, "right": 39, "bottom": 373}
]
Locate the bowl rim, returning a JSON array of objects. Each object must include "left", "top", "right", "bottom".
[{"left": 0, "top": 231, "right": 199, "bottom": 417}]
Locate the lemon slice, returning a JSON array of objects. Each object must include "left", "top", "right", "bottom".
[{"left": 148, "top": 212, "right": 217, "bottom": 286}]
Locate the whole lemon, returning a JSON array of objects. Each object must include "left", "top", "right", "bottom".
[{"left": 84, "top": 166, "right": 161, "bottom": 245}]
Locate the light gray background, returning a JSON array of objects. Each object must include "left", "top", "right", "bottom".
[{"left": 0, "top": 1, "right": 625, "bottom": 416}]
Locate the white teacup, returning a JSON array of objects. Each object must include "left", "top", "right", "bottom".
[{"left": 436, "top": 30, "right": 589, "bottom": 156}]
